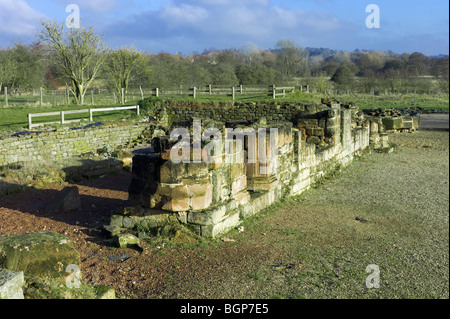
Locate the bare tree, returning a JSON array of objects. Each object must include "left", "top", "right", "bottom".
[
  {"left": 38, "top": 20, "right": 106, "bottom": 105},
  {"left": 105, "top": 47, "right": 146, "bottom": 103}
]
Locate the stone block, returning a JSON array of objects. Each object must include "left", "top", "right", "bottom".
[
  {"left": 114, "top": 234, "right": 140, "bottom": 249},
  {"left": 382, "top": 117, "right": 403, "bottom": 130},
  {"left": 233, "top": 190, "right": 250, "bottom": 206},
  {"left": 297, "top": 119, "right": 318, "bottom": 128},
  {"left": 0, "top": 269, "right": 24, "bottom": 299},
  {"left": 230, "top": 163, "right": 245, "bottom": 181},
  {"left": 109, "top": 215, "right": 123, "bottom": 227},
  {"left": 186, "top": 162, "right": 209, "bottom": 179},
  {"left": 326, "top": 117, "right": 340, "bottom": 127},
  {"left": 122, "top": 216, "right": 136, "bottom": 229},
  {"left": 45, "top": 186, "right": 81, "bottom": 214},
  {"left": 0, "top": 232, "right": 80, "bottom": 278},
  {"left": 188, "top": 183, "right": 213, "bottom": 211},
  {"left": 200, "top": 211, "right": 241, "bottom": 238},
  {"left": 402, "top": 121, "right": 413, "bottom": 129},
  {"left": 306, "top": 136, "right": 321, "bottom": 145},
  {"left": 188, "top": 205, "right": 227, "bottom": 226},
  {"left": 231, "top": 175, "right": 247, "bottom": 195},
  {"left": 239, "top": 202, "right": 255, "bottom": 220},
  {"left": 160, "top": 161, "right": 186, "bottom": 183},
  {"left": 312, "top": 128, "right": 325, "bottom": 137},
  {"left": 131, "top": 154, "right": 163, "bottom": 180},
  {"left": 412, "top": 116, "right": 420, "bottom": 129},
  {"left": 162, "top": 148, "right": 209, "bottom": 163},
  {"left": 162, "top": 196, "right": 190, "bottom": 212},
  {"left": 328, "top": 108, "right": 340, "bottom": 118},
  {"left": 325, "top": 126, "right": 340, "bottom": 138},
  {"left": 369, "top": 121, "right": 379, "bottom": 133},
  {"left": 247, "top": 175, "right": 278, "bottom": 191},
  {"left": 103, "top": 225, "right": 124, "bottom": 237}
]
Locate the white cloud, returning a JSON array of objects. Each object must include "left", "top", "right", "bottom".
[
  {"left": 0, "top": 0, "right": 45, "bottom": 37},
  {"left": 102, "top": 0, "right": 353, "bottom": 53},
  {"left": 160, "top": 4, "right": 208, "bottom": 27}
]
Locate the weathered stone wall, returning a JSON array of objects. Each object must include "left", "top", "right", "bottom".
[
  {"left": 144, "top": 100, "right": 333, "bottom": 125},
  {"left": 0, "top": 123, "right": 147, "bottom": 167}
]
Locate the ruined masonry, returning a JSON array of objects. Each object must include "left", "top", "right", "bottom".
[{"left": 105, "top": 102, "right": 391, "bottom": 239}]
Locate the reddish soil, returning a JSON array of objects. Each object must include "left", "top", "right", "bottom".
[{"left": 0, "top": 172, "right": 281, "bottom": 299}]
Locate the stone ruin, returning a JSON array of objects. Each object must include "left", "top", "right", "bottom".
[
  {"left": 0, "top": 100, "right": 394, "bottom": 298},
  {"left": 363, "top": 108, "right": 421, "bottom": 132},
  {"left": 104, "top": 101, "right": 391, "bottom": 241}
]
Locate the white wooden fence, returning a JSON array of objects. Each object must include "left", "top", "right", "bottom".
[
  {"left": 151, "top": 85, "right": 296, "bottom": 100},
  {"left": 27, "top": 105, "right": 140, "bottom": 129}
]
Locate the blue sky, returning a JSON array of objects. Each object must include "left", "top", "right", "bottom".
[{"left": 0, "top": 0, "right": 448, "bottom": 55}]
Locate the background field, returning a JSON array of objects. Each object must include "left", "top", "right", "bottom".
[{"left": 0, "top": 88, "right": 448, "bottom": 135}]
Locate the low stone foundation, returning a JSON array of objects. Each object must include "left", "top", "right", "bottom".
[
  {"left": 105, "top": 102, "right": 391, "bottom": 239},
  {"left": 363, "top": 108, "right": 420, "bottom": 132}
]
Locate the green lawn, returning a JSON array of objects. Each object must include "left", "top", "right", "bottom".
[
  {"left": 0, "top": 101, "right": 142, "bottom": 134},
  {"left": 144, "top": 90, "right": 449, "bottom": 110},
  {"left": 0, "top": 90, "right": 448, "bottom": 135}
]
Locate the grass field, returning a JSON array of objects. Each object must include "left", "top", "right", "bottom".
[
  {"left": 0, "top": 100, "right": 142, "bottom": 135},
  {"left": 0, "top": 90, "right": 448, "bottom": 134}
]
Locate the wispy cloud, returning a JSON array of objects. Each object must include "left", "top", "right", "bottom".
[
  {"left": 0, "top": 0, "right": 447, "bottom": 55},
  {"left": 159, "top": 3, "right": 209, "bottom": 28},
  {"left": 0, "top": 0, "right": 45, "bottom": 38},
  {"left": 101, "top": 0, "right": 349, "bottom": 53}
]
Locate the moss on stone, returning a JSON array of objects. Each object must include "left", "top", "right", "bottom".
[{"left": 0, "top": 232, "right": 80, "bottom": 278}]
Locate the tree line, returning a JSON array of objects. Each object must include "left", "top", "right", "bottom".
[{"left": 0, "top": 21, "right": 448, "bottom": 105}]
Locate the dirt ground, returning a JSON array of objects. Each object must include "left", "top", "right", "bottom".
[{"left": 0, "top": 129, "right": 448, "bottom": 299}]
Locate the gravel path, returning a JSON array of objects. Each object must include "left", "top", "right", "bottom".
[
  {"left": 0, "top": 130, "right": 448, "bottom": 299},
  {"left": 419, "top": 114, "right": 449, "bottom": 130}
]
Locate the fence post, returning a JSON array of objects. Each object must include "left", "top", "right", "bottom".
[
  {"left": 193, "top": 87, "right": 196, "bottom": 98},
  {"left": 61, "top": 111, "right": 65, "bottom": 124},
  {"left": 240, "top": 84, "right": 243, "bottom": 95},
  {"left": 232, "top": 86, "right": 235, "bottom": 100},
  {"left": 89, "top": 109, "right": 93, "bottom": 122},
  {"left": 28, "top": 114, "right": 32, "bottom": 129},
  {"left": 4, "top": 87, "right": 8, "bottom": 107},
  {"left": 137, "top": 105, "right": 140, "bottom": 116},
  {"left": 156, "top": 88, "right": 159, "bottom": 97},
  {"left": 121, "top": 88, "right": 125, "bottom": 105},
  {"left": 272, "top": 84, "right": 276, "bottom": 99},
  {"left": 91, "top": 90, "right": 94, "bottom": 106},
  {"left": 140, "top": 86, "right": 144, "bottom": 100},
  {"left": 306, "top": 85, "right": 309, "bottom": 93},
  {"left": 40, "top": 87, "right": 43, "bottom": 106},
  {"left": 208, "top": 84, "right": 212, "bottom": 95}
]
